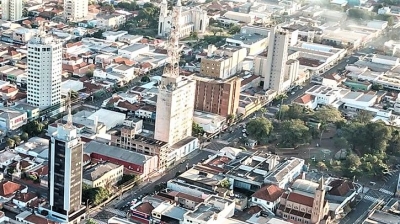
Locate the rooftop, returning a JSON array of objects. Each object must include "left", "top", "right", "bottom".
[
  {"left": 83, "top": 162, "right": 122, "bottom": 181},
  {"left": 84, "top": 141, "right": 153, "bottom": 165},
  {"left": 251, "top": 184, "right": 284, "bottom": 202},
  {"left": 227, "top": 33, "right": 267, "bottom": 45}
]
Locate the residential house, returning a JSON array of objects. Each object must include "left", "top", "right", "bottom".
[
  {"left": 96, "top": 13, "right": 126, "bottom": 29},
  {"left": 12, "top": 192, "right": 38, "bottom": 208},
  {"left": 16, "top": 211, "right": 56, "bottom": 224},
  {"left": 251, "top": 184, "right": 284, "bottom": 212},
  {"left": 0, "top": 181, "right": 27, "bottom": 201},
  {"left": 0, "top": 151, "right": 20, "bottom": 168}
]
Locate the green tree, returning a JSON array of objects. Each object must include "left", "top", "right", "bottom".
[
  {"left": 279, "top": 119, "right": 311, "bottom": 147},
  {"left": 246, "top": 117, "right": 273, "bottom": 143},
  {"left": 317, "top": 161, "right": 327, "bottom": 171},
  {"left": 313, "top": 106, "right": 344, "bottom": 143},
  {"left": 86, "top": 219, "right": 97, "bottom": 224},
  {"left": 334, "top": 136, "right": 348, "bottom": 149},
  {"left": 344, "top": 154, "right": 362, "bottom": 176},
  {"left": 388, "top": 129, "right": 400, "bottom": 155},
  {"left": 190, "top": 31, "right": 199, "bottom": 41},
  {"left": 92, "top": 30, "right": 104, "bottom": 39},
  {"left": 69, "top": 90, "right": 79, "bottom": 100},
  {"left": 347, "top": 8, "right": 373, "bottom": 20},
  {"left": 22, "top": 121, "right": 45, "bottom": 136},
  {"left": 141, "top": 76, "right": 151, "bottom": 82},
  {"left": 82, "top": 185, "right": 110, "bottom": 206},
  {"left": 360, "top": 154, "right": 388, "bottom": 177},
  {"left": 12, "top": 135, "right": 21, "bottom": 145},
  {"left": 86, "top": 69, "right": 94, "bottom": 78},
  {"left": 228, "top": 25, "right": 241, "bottom": 34},
  {"left": 362, "top": 121, "right": 392, "bottom": 154},
  {"left": 259, "top": 108, "right": 267, "bottom": 117},
  {"left": 6, "top": 138, "right": 15, "bottom": 148},
  {"left": 192, "top": 122, "right": 204, "bottom": 137},
  {"left": 371, "top": 83, "right": 383, "bottom": 91},
  {"left": 280, "top": 104, "right": 310, "bottom": 121},
  {"left": 354, "top": 110, "right": 373, "bottom": 123},
  {"left": 20, "top": 132, "right": 29, "bottom": 142},
  {"left": 341, "top": 122, "right": 366, "bottom": 151},
  {"left": 219, "top": 179, "right": 231, "bottom": 189}
]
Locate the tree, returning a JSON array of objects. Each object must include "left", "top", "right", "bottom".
[
  {"left": 348, "top": 8, "right": 373, "bottom": 20},
  {"left": 259, "top": 108, "right": 267, "bottom": 117},
  {"left": 317, "top": 161, "right": 327, "bottom": 171},
  {"left": 117, "top": 174, "right": 137, "bottom": 186},
  {"left": 388, "top": 129, "right": 400, "bottom": 155},
  {"left": 371, "top": 83, "right": 383, "bottom": 91},
  {"left": 82, "top": 185, "right": 110, "bottom": 205},
  {"left": 12, "top": 135, "right": 21, "bottom": 145},
  {"left": 141, "top": 76, "right": 151, "bottom": 83},
  {"left": 279, "top": 119, "right": 311, "bottom": 147},
  {"left": 219, "top": 179, "right": 231, "bottom": 189},
  {"left": 360, "top": 154, "right": 388, "bottom": 177},
  {"left": 362, "top": 121, "right": 392, "bottom": 154},
  {"left": 313, "top": 106, "right": 344, "bottom": 143},
  {"left": 69, "top": 90, "right": 79, "bottom": 100},
  {"left": 85, "top": 70, "right": 94, "bottom": 78},
  {"left": 246, "top": 117, "right": 273, "bottom": 143},
  {"left": 20, "top": 132, "right": 29, "bottom": 142},
  {"left": 190, "top": 31, "right": 199, "bottom": 40},
  {"left": 228, "top": 25, "right": 241, "bottom": 34},
  {"left": 354, "top": 110, "right": 373, "bottom": 123},
  {"left": 280, "top": 104, "right": 310, "bottom": 121},
  {"left": 92, "top": 30, "right": 104, "bottom": 39},
  {"left": 6, "top": 138, "right": 15, "bottom": 148},
  {"left": 334, "top": 137, "right": 348, "bottom": 149},
  {"left": 192, "top": 122, "right": 204, "bottom": 137},
  {"left": 86, "top": 219, "right": 97, "bottom": 224},
  {"left": 344, "top": 154, "right": 362, "bottom": 175},
  {"left": 22, "top": 121, "right": 45, "bottom": 136},
  {"left": 211, "top": 28, "right": 222, "bottom": 36}
]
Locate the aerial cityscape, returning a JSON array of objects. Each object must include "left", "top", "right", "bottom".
[{"left": 0, "top": 0, "right": 398, "bottom": 223}]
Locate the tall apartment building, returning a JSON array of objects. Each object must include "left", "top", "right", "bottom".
[
  {"left": 64, "top": 0, "right": 88, "bottom": 21},
  {"left": 263, "top": 26, "right": 299, "bottom": 93},
  {"left": 1, "top": 0, "right": 23, "bottom": 21},
  {"left": 45, "top": 108, "right": 86, "bottom": 223},
  {"left": 193, "top": 75, "right": 241, "bottom": 117},
  {"left": 155, "top": 75, "right": 196, "bottom": 145},
  {"left": 158, "top": 0, "right": 208, "bottom": 37},
  {"left": 27, "top": 29, "right": 62, "bottom": 109},
  {"left": 200, "top": 45, "right": 247, "bottom": 79}
]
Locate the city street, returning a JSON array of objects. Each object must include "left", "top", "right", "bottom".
[{"left": 111, "top": 149, "right": 213, "bottom": 210}]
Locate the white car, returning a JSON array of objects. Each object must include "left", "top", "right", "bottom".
[{"left": 242, "top": 129, "right": 247, "bottom": 133}]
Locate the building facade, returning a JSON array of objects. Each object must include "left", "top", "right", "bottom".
[
  {"left": 27, "top": 31, "right": 62, "bottom": 109},
  {"left": 0, "top": 108, "right": 27, "bottom": 131},
  {"left": 193, "top": 75, "right": 241, "bottom": 117},
  {"left": 263, "top": 26, "right": 298, "bottom": 93},
  {"left": 64, "top": 0, "right": 88, "bottom": 21},
  {"left": 82, "top": 162, "right": 124, "bottom": 188},
  {"left": 158, "top": 0, "right": 208, "bottom": 37},
  {"left": 154, "top": 75, "right": 196, "bottom": 145},
  {"left": 46, "top": 116, "right": 86, "bottom": 223},
  {"left": 1, "top": 0, "right": 23, "bottom": 21}
]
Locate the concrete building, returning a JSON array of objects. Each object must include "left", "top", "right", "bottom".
[
  {"left": 193, "top": 111, "right": 226, "bottom": 134},
  {"left": 43, "top": 110, "right": 86, "bottom": 223},
  {"left": 183, "top": 196, "right": 235, "bottom": 224},
  {"left": 0, "top": 107, "right": 27, "bottom": 131},
  {"left": 200, "top": 45, "right": 247, "bottom": 79},
  {"left": 82, "top": 162, "right": 124, "bottom": 188},
  {"left": 193, "top": 75, "right": 241, "bottom": 117},
  {"left": 64, "top": 0, "right": 88, "bottom": 21},
  {"left": 226, "top": 33, "right": 269, "bottom": 56},
  {"left": 1, "top": 0, "right": 23, "bottom": 21},
  {"left": 27, "top": 29, "right": 62, "bottom": 109},
  {"left": 263, "top": 26, "right": 299, "bottom": 93},
  {"left": 155, "top": 75, "right": 196, "bottom": 145},
  {"left": 158, "top": 0, "right": 208, "bottom": 37},
  {"left": 85, "top": 141, "right": 159, "bottom": 177}
]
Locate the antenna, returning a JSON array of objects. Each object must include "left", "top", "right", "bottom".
[
  {"left": 163, "top": 1, "right": 182, "bottom": 78},
  {"left": 66, "top": 90, "right": 73, "bottom": 128}
]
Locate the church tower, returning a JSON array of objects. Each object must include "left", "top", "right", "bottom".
[
  {"left": 311, "top": 177, "right": 326, "bottom": 224},
  {"left": 158, "top": 0, "right": 169, "bottom": 36}
]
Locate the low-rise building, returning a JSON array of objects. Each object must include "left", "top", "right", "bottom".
[
  {"left": 183, "top": 196, "right": 235, "bottom": 224},
  {"left": 193, "top": 111, "right": 226, "bottom": 134},
  {"left": 12, "top": 192, "right": 38, "bottom": 208},
  {"left": 264, "top": 157, "right": 305, "bottom": 189},
  {"left": 0, "top": 107, "right": 27, "bottom": 131},
  {"left": 0, "top": 151, "right": 19, "bottom": 168},
  {"left": 251, "top": 184, "right": 284, "bottom": 212},
  {"left": 0, "top": 181, "right": 27, "bottom": 201},
  {"left": 83, "top": 162, "right": 124, "bottom": 188},
  {"left": 84, "top": 141, "right": 158, "bottom": 177},
  {"left": 226, "top": 33, "right": 268, "bottom": 56},
  {"left": 118, "top": 44, "right": 150, "bottom": 60}
]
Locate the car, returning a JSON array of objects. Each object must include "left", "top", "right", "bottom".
[
  {"left": 243, "top": 133, "right": 247, "bottom": 137},
  {"left": 291, "top": 92, "right": 295, "bottom": 95},
  {"left": 242, "top": 129, "right": 247, "bottom": 133}
]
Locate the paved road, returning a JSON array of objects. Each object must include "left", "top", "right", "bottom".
[
  {"left": 112, "top": 150, "right": 213, "bottom": 210},
  {"left": 340, "top": 170, "right": 399, "bottom": 224}
]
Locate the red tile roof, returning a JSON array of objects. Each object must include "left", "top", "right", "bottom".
[
  {"left": 283, "top": 192, "right": 314, "bottom": 207},
  {"left": 13, "top": 192, "right": 37, "bottom": 202},
  {"left": 328, "top": 179, "right": 355, "bottom": 196},
  {"left": 0, "top": 86, "right": 17, "bottom": 93},
  {"left": 135, "top": 202, "right": 154, "bottom": 214},
  {"left": 294, "top": 94, "right": 315, "bottom": 104},
  {"left": 252, "top": 184, "right": 284, "bottom": 202},
  {"left": 24, "top": 214, "right": 55, "bottom": 224},
  {"left": 0, "top": 181, "right": 23, "bottom": 197}
]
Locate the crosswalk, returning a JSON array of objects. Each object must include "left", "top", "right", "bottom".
[
  {"left": 363, "top": 195, "right": 380, "bottom": 202},
  {"left": 379, "top": 188, "right": 394, "bottom": 196},
  {"left": 105, "top": 208, "right": 127, "bottom": 218}
]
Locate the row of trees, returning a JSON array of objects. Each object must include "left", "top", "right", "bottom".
[
  {"left": 348, "top": 8, "right": 395, "bottom": 26},
  {"left": 6, "top": 132, "right": 30, "bottom": 148},
  {"left": 82, "top": 184, "right": 110, "bottom": 206}
]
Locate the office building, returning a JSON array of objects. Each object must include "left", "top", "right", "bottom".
[
  {"left": 45, "top": 104, "right": 86, "bottom": 223},
  {"left": 64, "top": 0, "right": 88, "bottom": 21},
  {"left": 1, "top": 0, "right": 23, "bottom": 21},
  {"left": 158, "top": 0, "right": 208, "bottom": 37},
  {"left": 263, "top": 26, "right": 299, "bottom": 93},
  {"left": 200, "top": 45, "right": 247, "bottom": 79},
  {"left": 193, "top": 75, "right": 241, "bottom": 117},
  {"left": 27, "top": 27, "right": 62, "bottom": 109}
]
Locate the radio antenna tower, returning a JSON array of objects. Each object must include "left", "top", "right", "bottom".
[
  {"left": 163, "top": 0, "right": 182, "bottom": 77},
  {"left": 66, "top": 90, "right": 73, "bottom": 128}
]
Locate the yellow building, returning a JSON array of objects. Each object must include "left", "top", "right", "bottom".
[{"left": 82, "top": 162, "right": 124, "bottom": 188}]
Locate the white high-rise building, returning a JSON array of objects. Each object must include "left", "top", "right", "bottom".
[
  {"left": 155, "top": 75, "right": 196, "bottom": 145},
  {"left": 158, "top": 0, "right": 208, "bottom": 37},
  {"left": 27, "top": 29, "right": 62, "bottom": 109},
  {"left": 64, "top": 0, "right": 88, "bottom": 21},
  {"left": 155, "top": 0, "right": 196, "bottom": 145},
  {"left": 263, "top": 26, "right": 299, "bottom": 93},
  {"left": 1, "top": 0, "right": 23, "bottom": 21}
]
